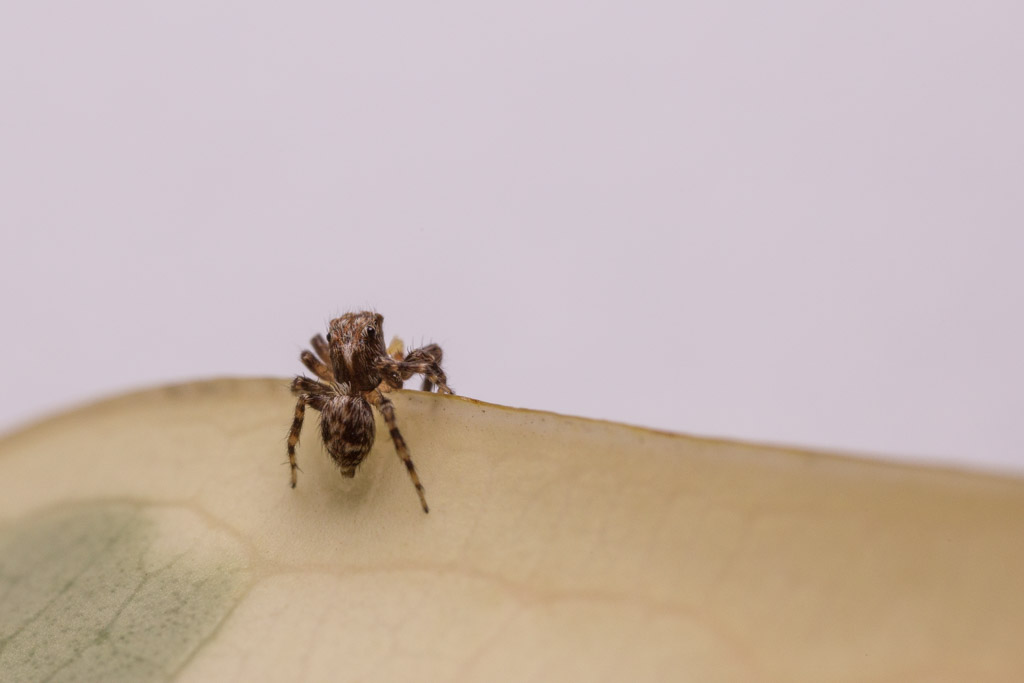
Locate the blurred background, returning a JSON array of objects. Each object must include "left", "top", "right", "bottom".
[{"left": 1, "top": 1, "right": 1021, "bottom": 473}]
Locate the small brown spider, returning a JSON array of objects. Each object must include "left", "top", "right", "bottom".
[{"left": 286, "top": 311, "right": 452, "bottom": 513}]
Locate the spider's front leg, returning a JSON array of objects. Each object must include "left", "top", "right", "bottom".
[
  {"left": 390, "top": 343, "right": 453, "bottom": 394},
  {"left": 368, "top": 390, "right": 430, "bottom": 513},
  {"left": 378, "top": 336, "right": 407, "bottom": 393},
  {"left": 301, "top": 335, "right": 334, "bottom": 383},
  {"left": 286, "top": 377, "right": 329, "bottom": 488}
]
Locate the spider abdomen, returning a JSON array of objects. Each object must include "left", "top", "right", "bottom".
[{"left": 321, "top": 395, "right": 375, "bottom": 477}]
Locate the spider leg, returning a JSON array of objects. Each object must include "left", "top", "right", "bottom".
[
  {"left": 368, "top": 390, "right": 430, "bottom": 513},
  {"left": 378, "top": 336, "right": 408, "bottom": 392},
  {"left": 399, "top": 343, "right": 453, "bottom": 394},
  {"left": 291, "top": 376, "right": 331, "bottom": 395},
  {"left": 311, "top": 334, "right": 333, "bottom": 369},
  {"left": 301, "top": 347, "right": 334, "bottom": 383},
  {"left": 286, "top": 378, "right": 330, "bottom": 488}
]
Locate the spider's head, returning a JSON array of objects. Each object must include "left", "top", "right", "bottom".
[
  {"left": 326, "top": 311, "right": 387, "bottom": 390},
  {"left": 326, "top": 311, "right": 385, "bottom": 348}
]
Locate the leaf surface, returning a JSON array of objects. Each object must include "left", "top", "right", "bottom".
[{"left": 1, "top": 379, "right": 1023, "bottom": 681}]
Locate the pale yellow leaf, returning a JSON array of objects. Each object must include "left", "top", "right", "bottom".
[{"left": 1, "top": 379, "right": 1022, "bottom": 682}]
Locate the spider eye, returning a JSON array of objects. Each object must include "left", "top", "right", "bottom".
[
  {"left": 365, "top": 326, "right": 377, "bottom": 338},
  {"left": 326, "top": 332, "right": 333, "bottom": 343}
]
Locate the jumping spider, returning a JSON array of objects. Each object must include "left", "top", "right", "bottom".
[{"left": 286, "top": 311, "right": 452, "bottom": 513}]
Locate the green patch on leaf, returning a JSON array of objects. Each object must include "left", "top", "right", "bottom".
[{"left": 0, "top": 502, "right": 249, "bottom": 683}]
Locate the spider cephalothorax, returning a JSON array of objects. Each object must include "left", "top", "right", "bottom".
[{"left": 285, "top": 311, "right": 452, "bottom": 513}]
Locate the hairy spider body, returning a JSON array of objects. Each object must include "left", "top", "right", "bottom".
[
  {"left": 285, "top": 311, "right": 452, "bottom": 513},
  {"left": 322, "top": 396, "right": 377, "bottom": 475}
]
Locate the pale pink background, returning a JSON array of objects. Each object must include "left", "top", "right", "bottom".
[{"left": 2, "top": 2, "right": 1022, "bottom": 473}]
